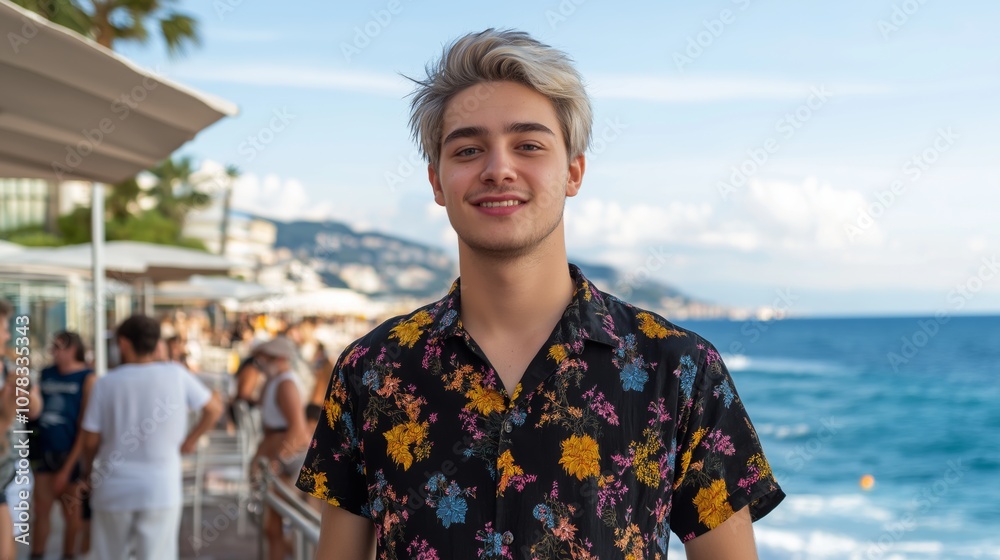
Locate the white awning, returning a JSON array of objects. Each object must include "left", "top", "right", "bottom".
[
  {"left": 0, "top": 0, "right": 238, "bottom": 184},
  {"left": 0, "top": 241, "right": 238, "bottom": 282},
  {"left": 155, "top": 275, "right": 281, "bottom": 303},
  {"left": 238, "top": 288, "right": 383, "bottom": 318}
]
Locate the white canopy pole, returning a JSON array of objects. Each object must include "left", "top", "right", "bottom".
[{"left": 91, "top": 182, "right": 107, "bottom": 376}]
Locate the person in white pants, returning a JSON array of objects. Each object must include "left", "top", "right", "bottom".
[{"left": 81, "top": 315, "right": 223, "bottom": 560}]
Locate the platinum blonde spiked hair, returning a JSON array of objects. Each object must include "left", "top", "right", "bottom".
[{"left": 408, "top": 29, "right": 593, "bottom": 168}]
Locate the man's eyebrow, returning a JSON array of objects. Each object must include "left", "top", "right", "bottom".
[
  {"left": 505, "top": 121, "right": 555, "bottom": 136},
  {"left": 442, "top": 126, "right": 489, "bottom": 145},
  {"left": 442, "top": 122, "right": 556, "bottom": 145}
]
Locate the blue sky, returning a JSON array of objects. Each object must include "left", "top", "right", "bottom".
[{"left": 118, "top": 1, "right": 1000, "bottom": 316}]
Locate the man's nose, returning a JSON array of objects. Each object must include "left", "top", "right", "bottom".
[{"left": 480, "top": 148, "right": 516, "bottom": 185}]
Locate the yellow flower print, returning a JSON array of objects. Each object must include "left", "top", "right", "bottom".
[
  {"left": 674, "top": 427, "right": 706, "bottom": 489},
  {"left": 631, "top": 428, "right": 662, "bottom": 487},
  {"left": 465, "top": 386, "right": 506, "bottom": 416},
  {"left": 324, "top": 396, "right": 341, "bottom": 429},
  {"left": 548, "top": 344, "right": 568, "bottom": 364},
  {"left": 311, "top": 470, "right": 329, "bottom": 497},
  {"left": 497, "top": 449, "right": 525, "bottom": 495},
  {"left": 637, "top": 312, "right": 684, "bottom": 339},
  {"left": 559, "top": 434, "right": 601, "bottom": 480},
  {"left": 384, "top": 421, "right": 429, "bottom": 470},
  {"left": 747, "top": 453, "right": 773, "bottom": 479},
  {"left": 510, "top": 383, "right": 522, "bottom": 403},
  {"left": 389, "top": 311, "right": 433, "bottom": 348},
  {"left": 693, "top": 479, "right": 735, "bottom": 529},
  {"left": 613, "top": 523, "right": 643, "bottom": 557}
]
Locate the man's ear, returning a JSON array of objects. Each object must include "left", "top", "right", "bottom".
[
  {"left": 428, "top": 163, "right": 446, "bottom": 206},
  {"left": 566, "top": 153, "right": 586, "bottom": 197}
]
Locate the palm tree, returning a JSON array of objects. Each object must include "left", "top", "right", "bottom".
[
  {"left": 148, "top": 156, "right": 211, "bottom": 227},
  {"left": 219, "top": 164, "right": 240, "bottom": 255},
  {"left": 11, "top": 0, "right": 199, "bottom": 55}
]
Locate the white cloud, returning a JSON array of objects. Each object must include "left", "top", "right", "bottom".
[
  {"left": 207, "top": 28, "right": 283, "bottom": 44},
  {"left": 425, "top": 201, "right": 447, "bottom": 221},
  {"left": 173, "top": 65, "right": 888, "bottom": 103},
  {"left": 230, "top": 173, "right": 319, "bottom": 221},
  {"left": 588, "top": 75, "right": 889, "bottom": 103},
  {"left": 565, "top": 198, "right": 714, "bottom": 246},
  {"left": 173, "top": 64, "right": 410, "bottom": 95},
  {"left": 742, "top": 177, "right": 881, "bottom": 250}
]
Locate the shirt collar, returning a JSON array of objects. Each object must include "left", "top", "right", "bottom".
[{"left": 433, "top": 262, "right": 618, "bottom": 348}]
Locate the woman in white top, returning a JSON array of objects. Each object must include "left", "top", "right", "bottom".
[{"left": 250, "top": 337, "right": 310, "bottom": 560}]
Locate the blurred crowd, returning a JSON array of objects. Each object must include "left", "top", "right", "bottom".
[{"left": 0, "top": 300, "right": 364, "bottom": 560}]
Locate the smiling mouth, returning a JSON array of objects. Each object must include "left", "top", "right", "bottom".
[{"left": 478, "top": 200, "right": 523, "bottom": 208}]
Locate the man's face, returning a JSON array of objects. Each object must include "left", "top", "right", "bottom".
[{"left": 429, "top": 81, "right": 585, "bottom": 258}]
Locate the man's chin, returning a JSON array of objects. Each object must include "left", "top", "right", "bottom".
[{"left": 459, "top": 236, "right": 537, "bottom": 260}]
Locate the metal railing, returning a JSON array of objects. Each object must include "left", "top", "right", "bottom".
[{"left": 255, "top": 458, "right": 321, "bottom": 560}]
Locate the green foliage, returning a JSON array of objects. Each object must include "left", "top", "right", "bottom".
[
  {"left": 8, "top": 2, "right": 216, "bottom": 250},
  {"left": 45, "top": 155, "right": 219, "bottom": 251},
  {"left": 148, "top": 156, "right": 211, "bottom": 225},
  {"left": 10, "top": 0, "right": 200, "bottom": 56},
  {"left": 0, "top": 226, "right": 63, "bottom": 247}
]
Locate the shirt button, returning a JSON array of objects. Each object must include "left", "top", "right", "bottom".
[
  {"left": 501, "top": 531, "right": 513, "bottom": 545},
  {"left": 503, "top": 419, "right": 513, "bottom": 433}
]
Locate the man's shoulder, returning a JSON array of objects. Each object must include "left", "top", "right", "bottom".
[
  {"left": 102, "top": 361, "right": 183, "bottom": 384},
  {"left": 598, "top": 288, "right": 717, "bottom": 358}
]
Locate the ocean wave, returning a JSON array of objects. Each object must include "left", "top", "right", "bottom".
[
  {"left": 722, "top": 354, "right": 849, "bottom": 375},
  {"left": 756, "top": 422, "right": 813, "bottom": 439},
  {"left": 753, "top": 527, "right": 1000, "bottom": 560},
  {"left": 754, "top": 527, "right": 953, "bottom": 560},
  {"left": 774, "top": 494, "right": 893, "bottom": 523},
  {"left": 751, "top": 495, "right": 1000, "bottom": 559}
]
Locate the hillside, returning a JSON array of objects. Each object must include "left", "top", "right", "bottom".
[{"left": 271, "top": 219, "right": 713, "bottom": 315}]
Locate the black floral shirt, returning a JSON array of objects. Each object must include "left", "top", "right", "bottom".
[{"left": 297, "top": 263, "right": 784, "bottom": 559}]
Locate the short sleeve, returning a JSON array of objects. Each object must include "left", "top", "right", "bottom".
[
  {"left": 295, "top": 343, "right": 369, "bottom": 518},
  {"left": 80, "top": 377, "right": 103, "bottom": 434},
  {"left": 181, "top": 369, "right": 212, "bottom": 411},
  {"left": 669, "top": 341, "right": 784, "bottom": 541}
]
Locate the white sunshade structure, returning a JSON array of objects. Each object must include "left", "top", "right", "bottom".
[
  {"left": 0, "top": 0, "right": 237, "bottom": 181},
  {"left": 0, "top": 0, "right": 238, "bottom": 374},
  {"left": 0, "top": 241, "right": 239, "bottom": 282}
]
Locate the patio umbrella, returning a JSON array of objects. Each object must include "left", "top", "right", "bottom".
[{"left": 0, "top": 0, "right": 238, "bottom": 373}]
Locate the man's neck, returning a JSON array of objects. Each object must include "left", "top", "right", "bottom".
[
  {"left": 456, "top": 243, "right": 574, "bottom": 340},
  {"left": 123, "top": 355, "right": 156, "bottom": 365}
]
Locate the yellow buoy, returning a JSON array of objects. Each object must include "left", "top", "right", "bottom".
[{"left": 860, "top": 474, "right": 876, "bottom": 491}]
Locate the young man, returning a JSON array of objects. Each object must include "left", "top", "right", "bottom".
[
  {"left": 297, "top": 29, "right": 784, "bottom": 559},
  {"left": 80, "top": 315, "right": 223, "bottom": 560}
]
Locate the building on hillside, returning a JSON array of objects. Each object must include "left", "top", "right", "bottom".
[{"left": 184, "top": 204, "right": 277, "bottom": 267}]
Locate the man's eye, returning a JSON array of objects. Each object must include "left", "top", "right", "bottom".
[
  {"left": 519, "top": 144, "right": 542, "bottom": 151},
  {"left": 456, "top": 147, "right": 479, "bottom": 157}
]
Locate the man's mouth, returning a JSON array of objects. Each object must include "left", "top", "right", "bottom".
[{"left": 478, "top": 200, "right": 523, "bottom": 208}]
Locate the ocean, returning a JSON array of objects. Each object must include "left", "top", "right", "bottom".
[{"left": 666, "top": 315, "right": 1000, "bottom": 559}]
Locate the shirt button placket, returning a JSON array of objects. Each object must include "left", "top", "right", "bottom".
[{"left": 495, "top": 411, "right": 515, "bottom": 551}]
